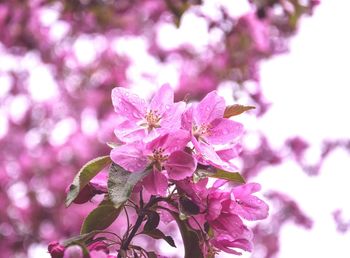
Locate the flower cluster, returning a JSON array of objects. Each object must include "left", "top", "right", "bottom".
[
  {"left": 110, "top": 84, "right": 244, "bottom": 196},
  {"left": 51, "top": 86, "right": 269, "bottom": 258}
]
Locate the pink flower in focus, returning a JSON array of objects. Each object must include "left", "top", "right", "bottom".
[
  {"left": 182, "top": 91, "right": 243, "bottom": 171},
  {"left": 111, "top": 84, "right": 185, "bottom": 143},
  {"left": 111, "top": 131, "right": 196, "bottom": 195}
]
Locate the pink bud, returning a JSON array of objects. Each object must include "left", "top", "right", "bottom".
[{"left": 48, "top": 241, "right": 65, "bottom": 258}]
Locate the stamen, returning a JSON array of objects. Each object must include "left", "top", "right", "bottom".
[{"left": 145, "top": 110, "right": 161, "bottom": 130}]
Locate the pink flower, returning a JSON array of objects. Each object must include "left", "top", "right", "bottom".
[
  {"left": 210, "top": 233, "right": 253, "bottom": 255},
  {"left": 111, "top": 84, "right": 185, "bottom": 143},
  {"left": 231, "top": 183, "right": 269, "bottom": 221},
  {"left": 182, "top": 91, "right": 243, "bottom": 171},
  {"left": 111, "top": 131, "right": 196, "bottom": 195}
]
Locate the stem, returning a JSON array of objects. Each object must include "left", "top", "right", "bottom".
[{"left": 118, "top": 195, "right": 159, "bottom": 257}]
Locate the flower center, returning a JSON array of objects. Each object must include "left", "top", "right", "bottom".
[
  {"left": 193, "top": 124, "right": 211, "bottom": 139},
  {"left": 149, "top": 147, "right": 168, "bottom": 171},
  {"left": 145, "top": 110, "right": 161, "bottom": 131}
]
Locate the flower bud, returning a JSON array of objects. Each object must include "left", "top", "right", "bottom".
[{"left": 48, "top": 241, "right": 65, "bottom": 258}]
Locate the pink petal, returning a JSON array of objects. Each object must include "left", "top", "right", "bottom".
[
  {"left": 160, "top": 101, "right": 186, "bottom": 132},
  {"left": 216, "top": 144, "right": 242, "bottom": 161},
  {"left": 142, "top": 169, "right": 168, "bottom": 196},
  {"left": 89, "top": 250, "right": 108, "bottom": 258},
  {"left": 231, "top": 195, "right": 269, "bottom": 221},
  {"left": 211, "top": 234, "right": 253, "bottom": 255},
  {"left": 110, "top": 142, "right": 148, "bottom": 172},
  {"left": 111, "top": 87, "right": 146, "bottom": 121},
  {"left": 193, "top": 91, "right": 225, "bottom": 125},
  {"left": 206, "top": 118, "right": 244, "bottom": 145},
  {"left": 146, "top": 130, "right": 190, "bottom": 155},
  {"left": 181, "top": 104, "right": 194, "bottom": 131},
  {"left": 207, "top": 199, "right": 222, "bottom": 221},
  {"left": 232, "top": 183, "right": 269, "bottom": 221},
  {"left": 114, "top": 120, "right": 146, "bottom": 143},
  {"left": 192, "top": 136, "right": 238, "bottom": 172},
  {"left": 233, "top": 183, "right": 261, "bottom": 198},
  {"left": 165, "top": 151, "right": 197, "bottom": 180},
  {"left": 150, "top": 84, "right": 174, "bottom": 115},
  {"left": 210, "top": 213, "right": 244, "bottom": 236}
]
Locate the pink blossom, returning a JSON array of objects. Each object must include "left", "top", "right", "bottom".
[
  {"left": 231, "top": 183, "right": 269, "bottom": 221},
  {"left": 182, "top": 91, "right": 243, "bottom": 171},
  {"left": 112, "top": 84, "right": 185, "bottom": 143},
  {"left": 111, "top": 131, "right": 196, "bottom": 195},
  {"left": 210, "top": 233, "right": 253, "bottom": 255}
]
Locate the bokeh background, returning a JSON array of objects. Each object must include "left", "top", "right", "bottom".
[{"left": 1, "top": 0, "right": 349, "bottom": 257}]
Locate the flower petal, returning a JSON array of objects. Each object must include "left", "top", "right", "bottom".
[
  {"left": 206, "top": 118, "right": 244, "bottom": 145},
  {"left": 142, "top": 169, "right": 168, "bottom": 196},
  {"left": 146, "top": 130, "right": 190, "bottom": 154},
  {"left": 160, "top": 101, "right": 186, "bottom": 132},
  {"left": 150, "top": 84, "right": 174, "bottom": 115},
  {"left": 110, "top": 142, "right": 148, "bottom": 172},
  {"left": 111, "top": 87, "right": 146, "bottom": 121},
  {"left": 165, "top": 151, "right": 197, "bottom": 180},
  {"left": 192, "top": 136, "right": 238, "bottom": 172},
  {"left": 231, "top": 183, "right": 269, "bottom": 220},
  {"left": 114, "top": 120, "right": 146, "bottom": 143},
  {"left": 193, "top": 91, "right": 225, "bottom": 125}
]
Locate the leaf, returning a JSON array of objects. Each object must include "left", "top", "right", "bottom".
[
  {"left": 62, "top": 230, "right": 103, "bottom": 247},
  {"left": 143, "top": 211, "right": 160, "bottom": 232},
  {"left": 169, "top": 212, "right": 203, "bottom": 258},
  {"left": 195, "top": 168, "right": 245, "bottom": 184},
  {"left": 80, "top": 204, "right": 122, "bottom": 234},
  {"left": 224, "top": 104, "right": 255, "bottom": 118},
  {"left": 65, "top": 156, "right": 112, "bottom": 207},
  {"left": 142, "top": 229, "right": 176, "bottom": 248},
  {"left": 179, "top": 196, "right": 200, "bottom": 215},
  {"left": 108, "top": 163, "right": 151, "bottom": 208},
  {"left": 147, "top": 252, "right": 157, "bottom": 258},
  {"left": 209, "top": 169, "right": 245, "bottom": 184}
]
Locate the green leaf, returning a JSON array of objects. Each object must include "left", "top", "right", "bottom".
[
  {"left": 195, "top": 168, "right": 245, "bottom": 184},
  {"left": 224, "top": 104, "right": 255, "bottom": 118},
  {"left": 210, "top": 169, "right": 245, "bottom": 184},
  {"left": 108, "top": 163, "right": 151, "bottom": 208},
  {"left": 169, "top": 212, "right": 203, "bottom": 258},
  {"left": 80, "top": 204, "right": 122, "bottom": 234},
  {"left": 65, "top": 156, "right": 112, "bottom": 207},
  {"left": 62, "top": 230, "right": 104, "bottom": 246},
  {"left": 142, "top": 229, "right": 176, "bottom": 248},
  {"left": 143, "top": 211, "right": 160, "bottom": 232}
]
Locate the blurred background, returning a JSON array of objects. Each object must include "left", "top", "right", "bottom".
[{"left": 1, "top": 0, "right": 350, "bottom": 257}]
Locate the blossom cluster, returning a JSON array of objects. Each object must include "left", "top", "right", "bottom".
[
  {"left": 49, "top": 86, "right": 269, "bottom": 258},
  {"left": 110, "top": 85, "right": 268, "bottom": 255}
]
